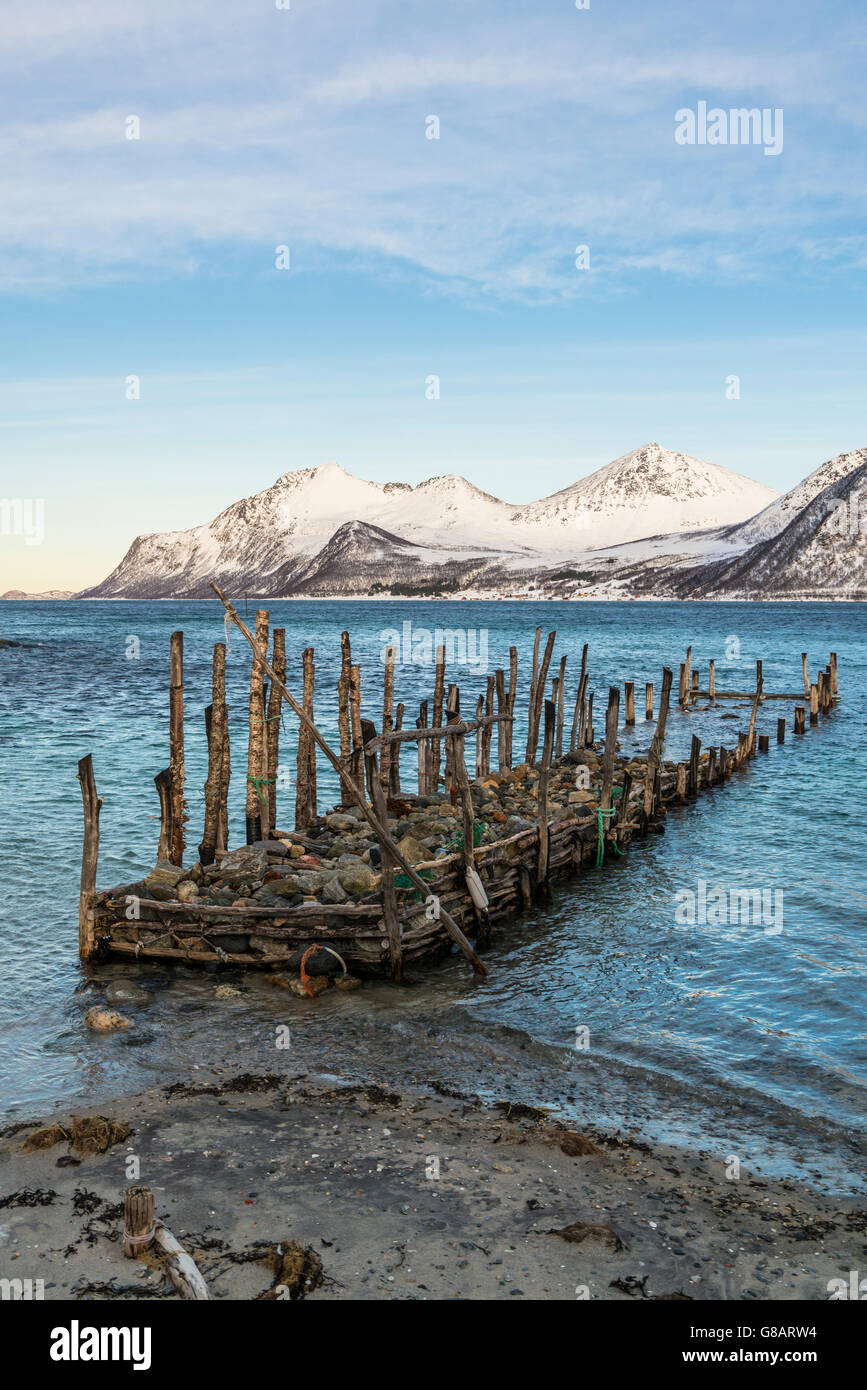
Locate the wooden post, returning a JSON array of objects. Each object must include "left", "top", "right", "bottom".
[
  {"left": 124, "top": 1185, "right": 155, "bottom": 1259},
  {"left": 417, "top": 700, "right": 429, "bottom": 795},
  {"left": 200, "top": 645, "right": 228, "bottom": 865},
  {"left": 483, "top": 674, "right": 495, "bottom": 775},
  {"left": 758, "top": 734, "right": 769, "bottom": 752},
  {"left": 706, "top": 747, "right": 717, "bottom": 785},
  {"left": 338, "top": 632, "right": 353, "bottom": 805},
  {"left": 777, "top": 716, "right": 786, "bottom": 744},
  {"left": 737, "top": 731, "right": 749, "bottom": 766},
  {"left": 212, "top": 583, "right": 488, "bottom": 976},
  {"left": 245, "top": 610, "right": 269, "bottom": 844},
  {"left": 688, "top": 734, "right": 701, "bottom": 797},
  {"left": 475, "top": 694, "right": 485, "bottom": 780},
  {"left": 391, "top": 703, "right": 404, "bottom": 795},
  {"left": 453, "top": 724, "right": 489, "bottom": 936},
  {"left": 570, "top": 644, "right": 588, "bottom": 751},
  {"left": 748, "top": 660, "right": 763, "bottom": 754},
  {"left": 794, "top": 704, "right": 805, "bottom": 735},
  {"left": 381, "top": 645, "right": 396, "bottom": 793},
  {"left": 586, "top": 690, "right": 595, "bottom": 747},
  {"left": 575, "top": 672, "right": 589, "bottom": 751},
  {"left": 645, "top": 666, "right": 673, "bottom": 816},
  {"left": 525, "top": 626, "right": 541, "bottom": 763},
  {"left": 369, "top": 752, "right": 402, "bottom": 980},
  {"left": 349, "top": 663, "right": 364, "bottom": 795},
  {"left": 645, "top": 682, "right": 653, "bottom": 720},
  {"left": 624, "top": 681, "right": 635, "bottom": 726},
  {"left": 444, "top": 685, "right": 459, "bottom": 793},
  {"left": 265, "top": 629, "right": 285, "bottom": 837},
  {"left": 708, "top": 660, "right": 715, "bottom": 704},
  {"left": 830, "top": 652, "right": 838, "bottom": 696},
  {"left": 169, "top": 631, "right": 185, "bottom": 865},
  {"left": 801, "top": 652, "right": 809, "bottom": 698},
  {"left": 684, "top": 646, "right": 692, "bottom": 707},
  {"left": 432, "top": 643, "right": 445, "bottom": 794},
  {"left": 505, "top": 646, "right": 518, "bottom": 770},
  {"left": 675, "top": 764, "right": 687, "bottom": 800},
  {"left": 678, "top": 662, "right": 687, "bottom": 708},
  {"left": 295, "top": 647, "right": 317, "bottom": 828},
  {"left": 77, "top": 754, "right": 103, "bottom": 960},
  {"left": 495, "top": 668, "right": 507, "bottom": 771},
  {"left": 600, "top": 686, "right": 620, "bottom": 812},
  {"left": 536, "top": 700, "right": 555, "bottom": 897},
  {"left": 527, "top": 631, "right": 555, "bottom": 766},
  {"left": 555, "top": 654, "right": 567, "bottom": 757},
  {"left": 154, "top": 768, "right": 173, "bottom": 862},
  {"left": 809, "top": 682, "right": 819, "bottom": 726},
  {"left": 691, "top": 669, "right": 699, "bottom": 703}
]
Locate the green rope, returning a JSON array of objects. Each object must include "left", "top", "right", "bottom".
[
  {"left": 596, "top": 806, "right": 624, "bottom": 867},
  {"left": 445, "top": 821, "right": 486, "bottom": 853},
  {"left": 246, "top": 774, "right": 276, "bottom": 807}
]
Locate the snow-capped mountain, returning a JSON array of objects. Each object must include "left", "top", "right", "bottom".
[
  {"left": 664, "top": 460, "right": 867, "bottom": 600},
  {"left": 720, "top": 446, "right": 867, "bottom": 548},
  {"left": 513, "top": 443, "right": 777, "bottom": 547},
  {"left": 78, "top": 445, "right": 779, "bottom": 598}
]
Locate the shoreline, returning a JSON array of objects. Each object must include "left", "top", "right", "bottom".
[{"left": 1, "top": 1064, "right": 863, "bottom": 1302}]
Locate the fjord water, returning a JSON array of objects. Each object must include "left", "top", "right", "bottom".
[{"left": 0, "top": 601, "right": 864, "bottom": 1191}]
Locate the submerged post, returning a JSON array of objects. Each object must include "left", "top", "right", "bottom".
[{"left": 77, "top": 754, "right": 103, "bottom": 961}]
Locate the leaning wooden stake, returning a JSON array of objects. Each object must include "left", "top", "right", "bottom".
[
  {"left": 210, "top": 584, "right": 487, "bottom": 976},
  {"left": 169, "top": 631, "right": 185, "bottom": 865},
  {"left": 527, "top": 631, "right": 555, "bottom": 766},
  {"left": 555, "top": 654, "right": 567, "bottom": 757},
  {"left": 77, "top": 754, "right": 103, "bottom": 960},
  {"left": 600, "top": 686, "right": 620, "bottom": 812},
  {"left": 338, "top": 632, "right": 353, "bottom": 804},
  {"left": 748, "top": 660, "right": 763, "bottom": 754},
  {"left": 644, "top": 667, "right": 673, "bottom": 817},
  {"left": 265, "top": 629, "right": 286, "bottom": 835}
]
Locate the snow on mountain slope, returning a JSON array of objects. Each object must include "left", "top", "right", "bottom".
[
  {"left": 79, "top": 445, "right": 781, "bottom": 598},
  {"left": 513, "top": 443, "right": 778, "bottom": 549},
  {"left": 721, "top": 446, "right": 867, "bottom": 547}
]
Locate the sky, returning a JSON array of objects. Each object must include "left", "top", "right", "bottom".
[{"left": 1, "top": 0, "right": 865, "bottom": 591}]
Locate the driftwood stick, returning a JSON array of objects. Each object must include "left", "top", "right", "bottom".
[
  {"left": 153, "top": 1223, "right": 210, "bottom": 1301},
  {"left": 77, "top": 754, "right": 103, "bottom": 960},
  {"left": 210, "top": 583, "right": 487, "bottom": 976}
]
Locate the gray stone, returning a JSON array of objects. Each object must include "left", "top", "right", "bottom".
[
  {"left": 337, "top": 862, "right": 374, "bottom": 894},
  {"left": 105, "top": 979, "right": 155, "bottom": 1006}
]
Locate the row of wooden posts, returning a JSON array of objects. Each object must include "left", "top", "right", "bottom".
[{"left": 153, "top": 621, "right": 838, "bottom": 872}]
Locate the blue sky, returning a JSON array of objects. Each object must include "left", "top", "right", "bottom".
[{"left": 1, "top": 0, "right": 865, "bottom": 589}]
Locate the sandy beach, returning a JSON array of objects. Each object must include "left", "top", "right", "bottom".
[{"left": 1, "top": 1067, "right": 863, "bottom": 1302}]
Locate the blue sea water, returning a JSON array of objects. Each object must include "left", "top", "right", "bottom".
[{"left": 0, "top": 599, "right": 863, "bottom": 1191}]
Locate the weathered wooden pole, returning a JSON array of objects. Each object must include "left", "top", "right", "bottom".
[
  {"left": 381, "top": 645, "right": 396, "bottom": 793},
  {"left": 169, "top": 631, "right": 185, "bottom": 864},
  {"left": 794, "top": 704, "right": 805, "bottom": 735},
  {"left": 475, "top": 693, "right": 485, "bottom": 780},
  {"left": 338, "top": 632, "right": 353, "bottom": 805},
  {"left": 801, "top": 652, "right": 810, "bottom": 698},
  {"left": 505, "top": 645, "right": 518, "bottom": 769},
  {"left": 527, "top": 630, "right": 555, "bottom": 766},
  {"left": 444, "top": 684, "right": 459, "bottom": 793},
  {"left": 706, "top": 747, "right": 717, "bottom": 785},
  {"left": 678, "top": 662, "right": 687, "bottom": 708},
  {"left": 154, "top": 767, "right": 173, "bottom": 862},
  {"left": 645, "top": 681, "right": 653, "bottom": 720},
  {"left": 624, "top": 680, "right": 635, "bottom": 726},
  {"left": 349, "top": 663, "right": 364, "bottom": 795},
  {"left": 123, "top": 1185, "right": 155, "bottom": 1259},
  {"left": 295, "top": 647, "right": 316, "bottom": 828},
  {"left": 684, "top": 646, "right": 692, "bottom": 707},
  {"left": 495, "top": 668, "right": 507, "bottom": 770},
  {"left": 777, "top": 716, "right": 786, "bottom": 744},
  {"left": 809, "top": 682, "right": 819, "bottom": 726},
  {"left": 416, "top": 700, "right": 429, "bottom": 794},
  {"left": 432, "top": 643, "right": 445, "bottom": 794},
  {"left": 644, "top": 666, "right": 673, "bottom": 817},
  {"left": 600, "top": 686, "right": 620, "bottom": 812},
  {"left": 688, "top": 734, "right": 701, "bottom": 797},
  {"left": 830, "top": 652, "right": 838, "bottom": 696},
  {"left": 244, "top": 611, "right": 269, "bottom": 844},
  {"left": 211, "top": 584, "right": 488, "bottom": 975},
  {"left": 77, "top": 754, "right": 103, "bottom": 960},
  {"left": 758, "top": 734, "right": 769, "bottom": 752},
  {"left": 453, "top": 723, "right": 489, "bottom": 937},
  {"left": 483, "top": 674, "right": 495, "bottom": 775},
  {"left": 691, "top": 669, "right": 699, "bottom": 703},
  {"left": 676, "top": 763, "right": 688, "bottom": 800},
  {"left": 574, "top": 672, "right": 589, "bottom": 751},
  {"left": 265, "top": 629, "right": 286, "bottom": 836},
  {"left": 555, "top": 654, "right": 567, "bottom": 757},
  {"left": 748, "top": 660, "right": 763, "bottom": 754},
  {"left": 199, "top": 643, "right": 228, "bottom": 866},
  {"left": 536, "top": 700, "right": 555, "bottom": 898},
  {"left": 391, "top": 702, "right": 404, "bottom": 795},
  {"left": 708, "top": 660, "right": 715, "bottom": 703},
  {"left": 525, "top": 627, "right": 541, "bottom": 763}
]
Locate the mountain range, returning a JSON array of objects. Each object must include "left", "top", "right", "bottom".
[{"left": 78, "top": 442, "right": 866, "bottom": 601}]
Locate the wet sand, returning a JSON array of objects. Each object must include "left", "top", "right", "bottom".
[{"left": 1, "top": 1067, "right": 863, "bottom": 1301}]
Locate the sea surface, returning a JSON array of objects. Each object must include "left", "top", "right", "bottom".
[{"left": 0, "top": 600, "right": 864, "bottom": 1193}]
